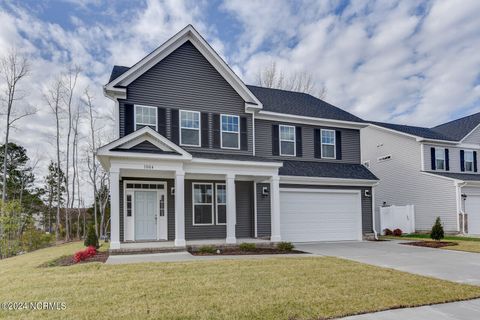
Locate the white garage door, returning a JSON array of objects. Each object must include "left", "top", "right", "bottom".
[
  {"left": 280, "top": 188, "right": 362, "bottom": 242},
  {"left": 465, "top": 194, "right": 480, "bottom": 235}
]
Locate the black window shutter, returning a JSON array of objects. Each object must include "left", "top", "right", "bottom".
[
  {"left": 171, "top": 109, "right": 179, "bottom": 144},
  {"left": 314, "top": 128, "right": 321, "bottom": 158},
  {"left": 272, "top": 124, "right": 279, "bottom": 156},
  {"left": 474, "top": 151, "right": 478, "bottom": 172},
  {"left": 430, "top": 147, "right": 436, "bottom": 170},
  {"left": 295, "top": 127, "right": 302, "bottom": 157},
  {"left": 460, "top": 150, "right": 465, "bottom": 172},
  {"left": 201, "top": 113, "right": 209, "bottom": 148},
  {"left": 213, "top": 114, "right": 221, "bottom": 148},
  {"left": 240, "top": 117, "right": 248, "bottom": 151},
  {"left": 445, "top": 149, "right": 450, "bottom": 171},
  {"left": 124, "top": 104, "right": 134, "bottom": 135},
  {"left": 157, "top": 107, "right": 167, "bottom": 136},
  {"left": 336, "top": 130, "right": 342, "bottom": 160}
]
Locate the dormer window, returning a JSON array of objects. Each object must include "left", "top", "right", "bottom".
[
  {"left": 180, "top": 110, "right": 200, "bottom": 146},
  {"left": 221, "top": 114, "right": 240, "bottom": 149},
  {"left": 135, "top": 105, "right": 157, "bottom": 131},
  {"left": 435, "top": 147, "right": 445, "bottom": 170}
]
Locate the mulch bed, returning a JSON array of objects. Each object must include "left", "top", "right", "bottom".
[
  {"left": 40, "top": 252, "right": 109, "bottom": 267},
  {"left": 401, "top": 241, "right": 458, "bottom": 248},
  {"left": 189, "top": 248, "right": 306, "bottom": 256}
]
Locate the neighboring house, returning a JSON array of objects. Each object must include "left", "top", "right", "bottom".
[
  {"left": 361, "top": 114, "right": 480, "bottom": 235},
  {"left": 97, "top": 25, "right": 378, "bottom": 250}
]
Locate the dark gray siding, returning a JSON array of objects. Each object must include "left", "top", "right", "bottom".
[
  {"left": 235, "top": 181, "right": 254, "bottom": 238},
  {"left": 256, "top": 183, "right": 271, "bottom": 237},
  {"left": 255, "top": 119, "right": 360, "bottom": 164},
  {"left": 280, "top": 184, "right": 373, "bottom": 233},
  {"left": 119, "top": 41, "right": 253, "bottom": 155}
]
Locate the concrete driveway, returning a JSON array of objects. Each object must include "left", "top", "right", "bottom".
[{"left": 296, "top": 240, "right": 480, "bottom": 285}]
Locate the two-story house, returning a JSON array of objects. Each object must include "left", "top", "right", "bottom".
[
  {"left": 97, "top": 25, "right": 378, "bottom": 250},
  {"left": 361, "top": 114, "right": 480, "bottom": 235}
]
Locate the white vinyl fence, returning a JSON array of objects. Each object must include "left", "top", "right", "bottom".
[{"left": 380, "top": 205, "right": 415, "bottom": 234}]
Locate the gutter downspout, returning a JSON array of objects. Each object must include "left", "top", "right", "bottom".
[
  {"left": 372, "top": 182, "right": 379, "bottom": 240},
  {"left": 456, "top": 181, "right": 467, "bottom": 234}
]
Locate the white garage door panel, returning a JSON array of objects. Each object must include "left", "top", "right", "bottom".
[
  {"left": 466, "top": 194, "right": 480, "bottom": 235},
  {"left": 280, "top": 189, "right": 362, "bottom": 242}
]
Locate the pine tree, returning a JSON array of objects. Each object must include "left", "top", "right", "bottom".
[
  {"left": 430, "top": 217, "right": 444, "bottom": 241},
  {"left": 84, "top": 224, "right": 99, "bottom": 248}
]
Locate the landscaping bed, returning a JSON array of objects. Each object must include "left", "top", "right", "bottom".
[
  {"left": 402, "top": 241, "right": 458, "bottom": 249},
  {"left": 189, "top": 247, "right": 306, "bottom": 256},
  {"left": 40, "top": 251, "right": 109, "bottom": 267}
]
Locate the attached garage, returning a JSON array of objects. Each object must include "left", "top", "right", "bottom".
[
  {"left": 465, "top": 193, "right": 480, "bottom": 235},
  {"left": 280, "top": 188, "right": 363, "bottom": 242}
]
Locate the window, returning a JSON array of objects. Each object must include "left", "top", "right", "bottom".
[
  {"left": 465, "top": 150, "right": 474, "bottom": 172},
  {"left": 221, "top": 115, "right": 240, "bottom": 149},
  {"left": 193, "top": 183, "right": 213, "bottom": 225},
  {"left": 279, "top": 125, "right": 296, "bottom": 156},
  {"left": 180, "top": 110, "right": 200, "bottom": 146},
  {"left": 435, "top": 147, "right": 445, "bottom": 170},
  {"left": 216, "top": 184, "right": 226, "bottom": 225},
  {"left": 126, "top": 194, "right": 132, "bottom": 217},
  {"left": 321, "top": 129, "right": 336, "bottom": 159},
  {"left": 135, "top": 105, "right": 157, "bottom": 131}
]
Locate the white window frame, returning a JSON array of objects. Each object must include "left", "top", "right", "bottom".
[
  {"left": 192, "top": 182, "right": 214, "bottom": 226},
  {"left": 279, "top": 124, "right": 296, "bottom": 156},
  {"left": 464, "top": 150, "right": 474, "bottom": 172},
  {"left": 134, "top": 105, "right": 158, "bottom": 131},
  {"left": 215, "top": 183, "right": 227, "bottom": 225},
  {"left": 179, "top": 110, "right": 201, "bottom": 147},
  {"left": 435, "top": 147, "right": 445, "bottom": 170},
  {"left": 220, "top": 114, "right": 240, "bottom": 150},
  {"left": 321, "top": 129, "right": 336, "bottom": 159}
]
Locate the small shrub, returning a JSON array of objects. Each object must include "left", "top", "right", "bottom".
[
  {"left": 430, "top": 217, "right": 444, "bottom": 241},
  {"left": 84, "top": 225, "right": 99, "bottom": 248},
  {"left": 198, "top": 245, "right": 216, "bottom": 254},
  {"left": 277, "top": 242, "right": 294, "bottom": 251},
  {"left": 384, "top": 228, "right": 393, "bottom": 236},
  {"left": 73, "top": 246, "right": 97, "bottom": 263},
  {"left": 239, "top": 243, "right": 256, "bottom": 251},
  {"left": 393, "top": 229, "right": 403, "bottom": 237}
]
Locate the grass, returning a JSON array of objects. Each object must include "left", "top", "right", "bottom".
[
  {"left": 382, "top": 234, "right": 480, "bottom": 253},
  {"left": 1, "top": 242, "right": 480, "bottom": 319}
]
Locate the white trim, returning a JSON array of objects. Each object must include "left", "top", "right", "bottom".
[
  {"left": 320, "top": 129, "right": 336, "bottom": 159},
  {"left": 104, "top": 25, "right": 262, "bottom": 108},
  {"left": 192, "top": 182, "right": 214, "bottom": 226},
  {"left": 420, "top": 143, "right": 425, "bottom": 171},
  {"left": 252, "top": 112, "right": 256, "bottom": 156},
  {"left": 215, "top": 183, "right": 226, "bottom": 225},
  {"left": 114, "top": 99, "right": 120, "bottom": 139},
  {"left": 257, "top": 110, "right": 367, "bottom": 129},
  {"left": 280, "top": 175, "right": 379, "bottom": 186},
  {"left": 134, "top": 105, "right": 158, "bottom": 131},
  {"left": 220, "top": 114, "right": 240, "bottom": 150},
  {"left": 179, "top": 110, "right": 201, "bottom": 147},
  {"left": 279, "top": 124, "right": 296, "bottom": 156}
]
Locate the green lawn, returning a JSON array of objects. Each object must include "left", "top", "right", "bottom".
[
  {"left": 1, "top": 242, "right": 480, "bottom": 319},
  {"left": 383, "top": 234, "right": 480, "bottom": 253}
]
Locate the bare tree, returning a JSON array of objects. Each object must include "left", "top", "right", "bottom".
[
  {"left": 256, "top": 61, "right": 326, "bottom": 99},
  {"left": 0, "top": 50, "right": 35, "bottom": 202},
  {"left": 44, "top": 78, "right": 64, "bottom": 241}
]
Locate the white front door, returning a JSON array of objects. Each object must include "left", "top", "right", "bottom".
[
  {"left": 280, "top": 189, "right": 362, "bottom": 242},
  {"left": 465, "top": 195, "right": 480, "bottom": 235},
  {"left": 135, "top": 191, "right": 157, "bottom": 240}
]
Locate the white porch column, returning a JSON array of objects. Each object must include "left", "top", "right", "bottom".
[
  {"left": 174, "top": 170, "right": 186, "bottom": 247},
  {"left": 226, "top": 173, "right": 237, "bottom": 244},
  {"left": 109, "top": 169, "right": 120, "bottom": 249},
  {"left": 270, "top": 175, "right": 281, "bottom": 242}
]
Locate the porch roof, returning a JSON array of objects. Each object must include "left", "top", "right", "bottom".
[{"left": 279, "top": 160, "right": 378, "bottom": 180}]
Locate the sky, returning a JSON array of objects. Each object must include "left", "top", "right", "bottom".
[{"left": 1, "top": 0, "right": 480, "bottom": 201}]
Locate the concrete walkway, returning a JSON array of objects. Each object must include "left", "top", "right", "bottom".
[{"left": 340, "top": 298, "right": 480, "bottom": 320}]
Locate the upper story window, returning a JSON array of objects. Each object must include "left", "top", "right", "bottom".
[
  {"left": 135, "top": 105, "right": 157, "bottom": 131},
  {"left": 465, "top": 150, "right": 474, "bottom": 172},
  {"left": 279, "top": 125, "right": 296, "bottom": 156},
  {"left": 180, "top": 110, "right": 200, "bottom": 146},
  {"left": 321, "top": 129, "right": 336, "bottom": 159},
  {"left": 435, "top": 147, "right": 445, "bottom": 170},
  {"left": 221, "top": 114, "right": 240, "bottom": 149}
]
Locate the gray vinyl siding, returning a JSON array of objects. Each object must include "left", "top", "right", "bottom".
[
  {"left": 119, "top": 41, "right": 253, "bottom": 155},
  {"left": 235, "top": 181, "right": 254, "bottom": 238},
  {"left": 256, "top": 183, "right": 271, "bottom": 237},
  {"left": 462, "top": 126, "right": 480, "bottom": 144},
  {"left": 423, "top": 144, "right": 480, "bottom": 174},
  {"left": 255, "top": 119, "right": 360, "bottom": 163},
  {"left": 280, "top": 184, "right": 373, "bottom": 233}
]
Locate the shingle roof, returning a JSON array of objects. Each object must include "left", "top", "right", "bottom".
[
  {"left": 431, "top": 112, "right": 480, "bottom": 141},
  {"left": 108, "top": 65, "right": 130, "bottom": 83},
  {"left": 190, "top": 152, "right": 281, "bottom": 163},
  {"left": 247, "top": 85, "right": 364, "bottom": 123},
  {"left": 424, "top": 171, "right": 480, "bottom": 182},
  {"left": 370, "top": 121, "right": 456, "bottom": 141},
  {"left": 279, "top": 160, "right": 378, "bottom": 180}
]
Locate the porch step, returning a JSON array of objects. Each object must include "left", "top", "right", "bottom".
[{"left": 109, "top": 247, "right": 186, "bottom": 255}]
